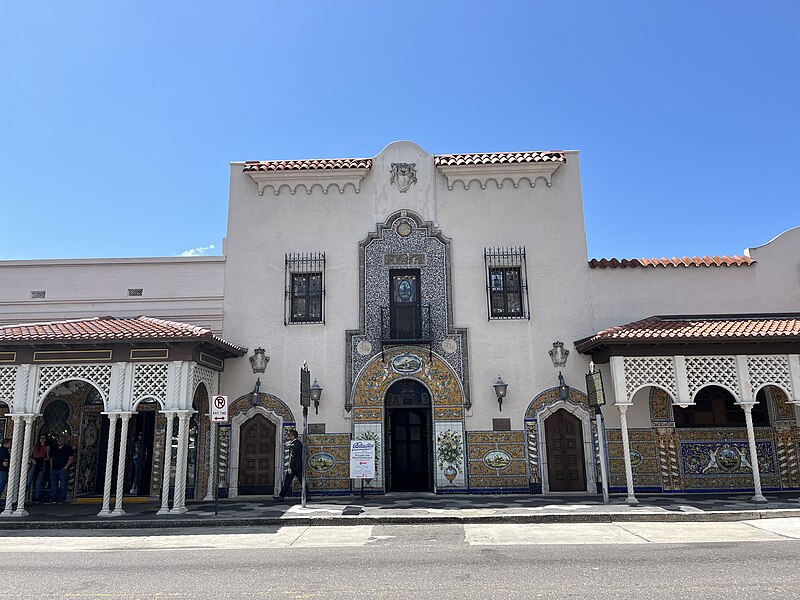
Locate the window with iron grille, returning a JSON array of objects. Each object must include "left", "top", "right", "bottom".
[
  {"left": 285, "top": 252, "right": 326, "bottom": 324},
  {"left": 484, "top": 247, "right": 530, "bottom": 319}
]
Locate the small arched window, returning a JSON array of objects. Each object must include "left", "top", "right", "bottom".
[{"left": 674, "top": 385, "right": 770, "bottom": 428}]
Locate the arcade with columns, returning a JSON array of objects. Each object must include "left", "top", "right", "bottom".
[{"left": 0, "top": 317, "right": 245, "bottom": 517}]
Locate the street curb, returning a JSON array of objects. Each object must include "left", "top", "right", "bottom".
[{"left": 2, "top": 509, "right": 800, "bottom": 531}]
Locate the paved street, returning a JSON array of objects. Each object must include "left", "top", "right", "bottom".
[{"left": 1, "top": 520, "right": 800, "bottom": 598}]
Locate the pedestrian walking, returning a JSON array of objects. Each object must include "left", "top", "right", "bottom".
[
  {"left": 274, "top": 429, "right": 303, "bottom": 501},
  {"left": 48, "top": 435, "right": 74, "bottom": 503}
]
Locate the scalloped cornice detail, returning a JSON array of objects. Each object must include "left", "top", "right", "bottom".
[
  {"left": 245, "top": 168, "right": 371, "bottom": 196},
  {"left": 435, "top": 161, "right": 564, "bottom": 191}
]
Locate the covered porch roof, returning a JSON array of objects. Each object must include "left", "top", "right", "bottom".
[{"left": 575, "top": 314, "right": 800, "bottom": 363}]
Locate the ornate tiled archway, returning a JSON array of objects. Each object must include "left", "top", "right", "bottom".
[{"left": 351, "top": 347, "right": 466, "bottom": 492}]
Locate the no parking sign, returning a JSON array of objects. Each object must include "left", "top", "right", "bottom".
[{"left": 211, "top": 395, "right": 229, "bottom": 423}]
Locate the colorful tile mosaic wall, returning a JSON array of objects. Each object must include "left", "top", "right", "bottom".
[
  {"left": 346, "top": 211, "right": 470, "bottom": 408},
  {"left": 466, "top": 431, "right": 529, "bottom": 491},
  {"left": 305, "top": 433, "right": 351, "bottom": 493},
  {"left": 606, "top": 429, "right": 661, "bottom": 491}
]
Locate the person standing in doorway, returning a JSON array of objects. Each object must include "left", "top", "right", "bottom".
[
  {"left": 48, "top": 435, "right": 74, "bottom": 503},
  {"left": 27, "top": 434, "right": 50, "bottom": 503},
  {"left": 0, "top": 438, "right": 11, "bottom": 498},
  {"left": 275, "top": 429, "right": 303, "bottom": 502},
  {"left": 129, "top": 431, "right": 143, "bottom": 495}
]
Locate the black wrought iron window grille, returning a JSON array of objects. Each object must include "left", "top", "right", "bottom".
[
  {"left": 484, "top": 246, "right": 530, "bottom": 320},
  {"left": 285, "top": 252, "right": 326, "bottom": 325}
]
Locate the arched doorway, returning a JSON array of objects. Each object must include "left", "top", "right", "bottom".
[
  {"left": 384, "top": 379, "right": 432, "bottom": 492},
  {"left": 38, "top": 381, "right": 103, "bottom": 500},
  {"left": 127, "top": 400, "right": 158, "bottom": 496},
  {"left": 544, "top": 409, "right": 587, "bottom": 492},
  {"left": 237, "top": 414, "right": 277, "bottom": 495}
]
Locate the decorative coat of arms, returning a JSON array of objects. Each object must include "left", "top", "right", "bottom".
[{"left": 390, "top": 163, "right": 417, "bottom": 193}]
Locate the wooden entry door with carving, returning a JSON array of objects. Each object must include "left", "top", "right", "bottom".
[
  {"left": 238, "top": 414, "right": 276, "bottom": 495},
  {"left": 545, "top": 409, "right": 587, "bottom": 492}
]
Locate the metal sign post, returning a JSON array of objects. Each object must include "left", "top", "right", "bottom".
[
  {"left": 300, "top": 362, "right": 311, "bottom": 509},
  {"left": 210, "top": 395, "right": 229, "bottom": 515}
]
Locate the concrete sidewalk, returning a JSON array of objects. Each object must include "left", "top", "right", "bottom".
[{"left": 2, "top": 492, "right": 800, "bottom": 530}]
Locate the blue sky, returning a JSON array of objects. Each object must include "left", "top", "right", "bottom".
[{"left": 1, "top": 2, "right": 797, "bottom": 260}]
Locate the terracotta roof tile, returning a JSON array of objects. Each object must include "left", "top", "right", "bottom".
[
  {"left": 575, "top": 314, "right": 800, "bottom": 352},
  {"left": 433, "top": 151, "right": 566, "bottom": 166},
  {"left": 242, "top": 151, "right": 566, "bottom": 173},
  {"left": 242, "top": 158, "right": 372, "bottom": 172},
  {"left": 0, "top": 316, "right": 246, "bottom": 355},
  {"left": 588, "top": 255, "right": 755, "bottom": 269}
]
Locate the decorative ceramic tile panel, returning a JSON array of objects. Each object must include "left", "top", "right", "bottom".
[
  {"left": 305, "top": 433, "right": 351, "bottom": 493},
  {"left": 649, "top": 387, "right": 674, "bottom": 422},
  {"left": 466, "top": 431, "right": 528, "bottom": 490},
  {"left": 434, "top": 420, "right": 466, "bottom": 489},
  {"left": 675, "top": 427, "right": 780, "bottom": 490},
  {"left": 347, "top": 210, "right": 471, "bottom": 411},
  {"left": 773, "top": 424, "right": 800, "bottom": 489},
  {"left": 606, "top": 429, "right": 660, "bottom": 490}
]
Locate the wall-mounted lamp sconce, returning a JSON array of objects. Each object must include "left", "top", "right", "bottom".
[
  {"left": 493, "top": 375, "right": 508, "bottom": 411},
  {"left": 249, "top": 347, "right": 269, "bottom": 374},
  {"left": 558, "top": 371, "right": 569, "bottom": 401},
  {"left": 310, "top": 379, "right": 323, "bottom": 415},
  {"left": 251, "top": 377, "right": 261, "bottom": 404},
  {"left": 549, "top": 341, "right": 569, "bottom": 368}
]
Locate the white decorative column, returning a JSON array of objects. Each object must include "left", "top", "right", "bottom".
[
  {"left": 98, "top": 413, "right": 120, "bottom": 517},
  {"left": 111, "top": 413, "right": 132, "bottom": 516},
  {"left": 157, "top": 412, "right": 176, "bottom": 515},
  {"left": 742, "top": 403, "right": 768, "bottom": 503},
  {"left": 170, "top": 411, "right": 191, "bottom": 514},
  {"left": 1, "top": 416, "right": 25, "bottom": 517},
  {"left": 618, "top": 405, "right": 638, "bottom": 505},
  {"left": 204, "top": 422, "right": 217, "bottom": 501},
  {"left": 13, "top": 415, "right": 36, "bottom": 516}
]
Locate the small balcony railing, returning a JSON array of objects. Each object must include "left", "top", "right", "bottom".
[{"left": 379, "top": 305, "right": 433, "bottom": 360}]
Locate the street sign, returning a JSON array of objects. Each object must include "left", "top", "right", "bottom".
[
  {"left": 350, "top": 440, "right": 376, "bottom": 479},
  {"left": 211, "top": 395, "right": 229, "bottom": 423}
]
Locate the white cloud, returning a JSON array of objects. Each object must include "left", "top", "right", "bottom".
[{"left": 179, "top": 244, "right": 216, "bottom": 257}]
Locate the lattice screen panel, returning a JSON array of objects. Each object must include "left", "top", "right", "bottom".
[
  {"left": 747, "top": 355, "right": 793, "bottom": 398},
  {"left": 132, "top": 363, "right": 169, "bottom": 405},
  {"left": 37, "top": 365, "right": 112, "bottom": 401},
  {"left": 0, "top": 367, "right": 16, "bottom": 405},
  {"left": 192, "top": 364, "right": 217, "bottom": 397},
  {"left": 623, "top": 357, "right": 677, "bottom": 402},
  {"left": 685, "top": 355, "right": 740, "bottom": 401}
]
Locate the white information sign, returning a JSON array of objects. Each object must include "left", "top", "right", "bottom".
[
  {"left": 350, "top": 440, "right": 376, "bottom": 479},
  {"left": 211, "top": 395, "right": 229, "bottom": 423}
]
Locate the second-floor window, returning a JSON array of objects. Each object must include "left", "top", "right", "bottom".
[
  {"left": 291, "top": 273, "right": 323, "bottom": 322},
  {"left": 285, "top": 252, "right": 326, "bottom": 325},
  {"left": 484, "top": 247, "right": 529, "bottom": 319},
  {"left": 489, "top": 267, "right": 523, "bottom": 317}
]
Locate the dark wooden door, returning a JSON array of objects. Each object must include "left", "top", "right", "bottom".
[
  {"left": 238, "top": 415, "right": 276, "bottom": 495},
  {"left": 545, "top": 409, "right": 586, "bottom": 492},
  {"left": 390, "top": 270, "right": 421, "bottom": 340},
  {"left": 387, "top": 408, "right": 430, "bottom": 491}
]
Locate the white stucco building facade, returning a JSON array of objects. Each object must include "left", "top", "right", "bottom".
[{"left": 0, "top": 141, "right": 798, "bottom": 514}]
